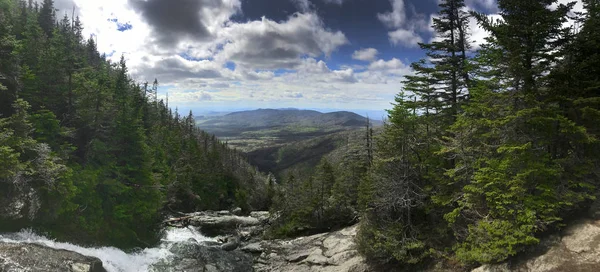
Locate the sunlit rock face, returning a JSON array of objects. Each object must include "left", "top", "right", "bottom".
[
  {"left": 254, "top": 225, "right": 371, "bottom": 272},
  {"left": 0, "top": 242, "right": 106, "bottom": 272}
]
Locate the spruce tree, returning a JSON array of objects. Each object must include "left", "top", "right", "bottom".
[{"left": 444, "top": 0, "right": 592, "bottom": 263}]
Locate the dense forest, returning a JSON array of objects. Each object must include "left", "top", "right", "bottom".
[
  {"left": 269, "top": 0, "right": 600, "bottom": 269},
  {"left": 0, "top": 0, "right": 269, "bottom": 248},
  {"left": 2, "top": 0, "right": 600, "bottom": 269}
]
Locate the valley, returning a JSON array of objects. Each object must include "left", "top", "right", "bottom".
[{"left": 196, "top": 109, "right": 381, "bottom": 178}]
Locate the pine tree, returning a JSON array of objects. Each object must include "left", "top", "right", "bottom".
[
  {"left": 38, "top": 0, "right": 55, "bottom": 38},
  {"left": 0, "top": 0, "right": 18, "bottom": 116},
  {"left": 357, "top": 93, "right": 433, "bottom": 264},
  {"left": 443, "top": 0, "right": 591, "bottom": 263},
  {"left": 408, "top": 0, "right": 471, "bottom": 126}
]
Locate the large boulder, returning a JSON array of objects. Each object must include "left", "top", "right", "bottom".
[
  {"left": 0, "top": 242, "right": 105, "bottom": 272},
  {"left": 183, "top": 211, "right": 263, "bottom": 236},
  {"left": 254, "top": 225, "right": 371, "bottom": 272}
]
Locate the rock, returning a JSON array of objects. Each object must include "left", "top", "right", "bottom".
[
  {"left": 255, "top": 224, "right": 371, "bottom": 272},
  {"left": 241, "top": 243, "right": 264, "bottom": 254},
  {"left": 250, "top": 211, "right": 271, "bottom": 223},
  {"left": 471, "top": 218, "right": 600, "bottom": 272},
  {"left": 187, "top": 212, "right": 261, "bottom": 236},
  {"left": 221, "top": 238, "right": 240, "bottom": 251},
  {"left": 232, "top": 207, "right": 243, "bottom": 216},
  {"left": 216, "top": 210, "right": 232, "bottom": 216},
  {"left": 151, "top": 241, "right": 253, "bottom": 272},
  {"left": 0, "top": 242, "right": 105, "bottom": 272},
  {"left": 200, "top": 241, "right": 223, "bottom": 247},
  {"left": 71, "top": 263, "right": 93, "bottom": 272},
  {"left": 471, "top": 264, "right": 510, "bottom": 272},
  {"left": 304, "top": 248, "right": 330, "bottom": 265},
  {"left": 286, "top": 251, "right": 310, "bottom": 263}
]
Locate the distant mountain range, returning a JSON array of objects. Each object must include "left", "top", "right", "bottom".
[
  {"left": 195, "top": 109, "right": 382, "bottom": 177},
  {"left": 196, "top": 109, "right": 381, "bottom": 138}
]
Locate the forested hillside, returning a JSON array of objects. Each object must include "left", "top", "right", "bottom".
[
  {"left": 269, "top": 0, "right": 600, "bottom": 269},
  {"left": 196, "top": 108, "right": 379, "bottom": 179},
  {"left": 2, "top": 0, "right": 600, "bottom": 270},
  {"left": 360, "top": 0, "right": 600, "bottom": 268},
  {"left": 0, "top": 0, "right": 268, "bottom": 248}
]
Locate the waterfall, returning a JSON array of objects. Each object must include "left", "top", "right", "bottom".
[{"left": 0, "top": 227, "right": 215, "bottom": 272}]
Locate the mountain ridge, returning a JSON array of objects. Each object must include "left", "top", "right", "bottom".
[{"left": 197, "top": 108, "right": 380, "bottom": 135}]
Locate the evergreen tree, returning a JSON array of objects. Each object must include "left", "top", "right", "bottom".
[
  {"left": 407, "top": 0, "right": 471, "bottom": 126},
  {"left": 0, "top": 2, "right": 270, "bottom": 247},
  {"left": 38, "top": 0, "right": 55, "bottom": 38},
  {"left": 444, "top": 0, "right": 592, "bottom": 263}
]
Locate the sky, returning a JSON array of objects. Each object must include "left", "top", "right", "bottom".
[{"left": 50, "top": 0, "right": 584, "bottom": 117}]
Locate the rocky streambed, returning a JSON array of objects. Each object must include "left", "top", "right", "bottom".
[
  {"left": 6, "top": 209, "right": 600, "bottom": 272},
  {"left": 0, "top": 210, "right": 371, "bottom": 272}
]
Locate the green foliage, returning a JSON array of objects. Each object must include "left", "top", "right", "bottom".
[
  {"left": 0, "top": 99, "right": 75, "bottom": 229},
  {"left": 455, "top": 218, "right": 539, "bottom": 264},
  {"left": 355, "top": 0, "right": 600, "bottom": 269},
  {"left": 357, "top": 217, "right": 429, "bottom": 265},
  {"left": 269, "top": 155, "right": 366, "bottom": 238},
  {"left": 0, "top": 0, "right": 269, "bottom": 249}
]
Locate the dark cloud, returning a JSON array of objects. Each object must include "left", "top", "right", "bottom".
[
  {"left": 217, "top": 13, "right": 348, "bottom": 70},
  {"left": 128, "top": 0, "right": 237, "bottom": 46},
  {"left": 133, "top": 57, "right": 223, "bottom": 83},
  {"left": 129, "top": 0, "right": 209, "bottom": 45}
]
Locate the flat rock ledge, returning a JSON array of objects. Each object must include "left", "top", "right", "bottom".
[
  {"left": 254, "top": 225, "right": 371, "bottom": 272},
  {"left": 0, "top": 242, "right": 106, "bottom": 272}
]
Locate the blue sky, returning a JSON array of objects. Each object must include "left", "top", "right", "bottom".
[{"left": 52, "top": 0, "right": 582, "bottom": 117}]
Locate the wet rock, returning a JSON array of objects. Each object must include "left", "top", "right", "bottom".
[
  {"left": 250, "top": 211, "right": 271, "bottom": 223},
  {"left": 0, "top": 242, "right": 105, "bottom": 272},
  {"left": 151, "top": 241, "right": 253, "bottom": 272},
  {"left": 200, "top": 240, "right": 222, "bottom": 247},
  {"left": 231, "top": 207, "right": 243, "bottom": 216},
  {"left": 221, "top": 237, "right": 240, "bottom": 251}
]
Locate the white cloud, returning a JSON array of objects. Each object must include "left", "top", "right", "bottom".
[
  {"left": 465, "top": 0, "right": 498, "bottom": 13},
  {"left": 298, "top": 58, "right": 331, "bottom": 74},
  {"left": 214, "top": 13, "right": 348, "bottom": 70},
  {"left": 378, "top": 0, "right": 429, "bottom": 48},
  {"left": 464, "top": 0, "right": 585, "bottom": 51},
  {"left": 60, "top": 0, "right": 407, "bottom": 111},
  {"left": 388, "top": 29, "right": 423, "bottom": 48},
  {"left": 368, "top": 58, "right": 407, "bottom": 71},
  {"left": 378, "top": 0, "right": 407, "bottom": 28},
  {"left": 352, "top": 48, "right": 379, "bottom": 62}
]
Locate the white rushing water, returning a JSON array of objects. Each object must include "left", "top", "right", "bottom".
[{"left": 0, "top": 227, "right": 216, "bottom": 272}]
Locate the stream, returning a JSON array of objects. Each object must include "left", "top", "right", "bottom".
[{"left": 0, "top": 227, "right": 216, "bottom": 272}]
